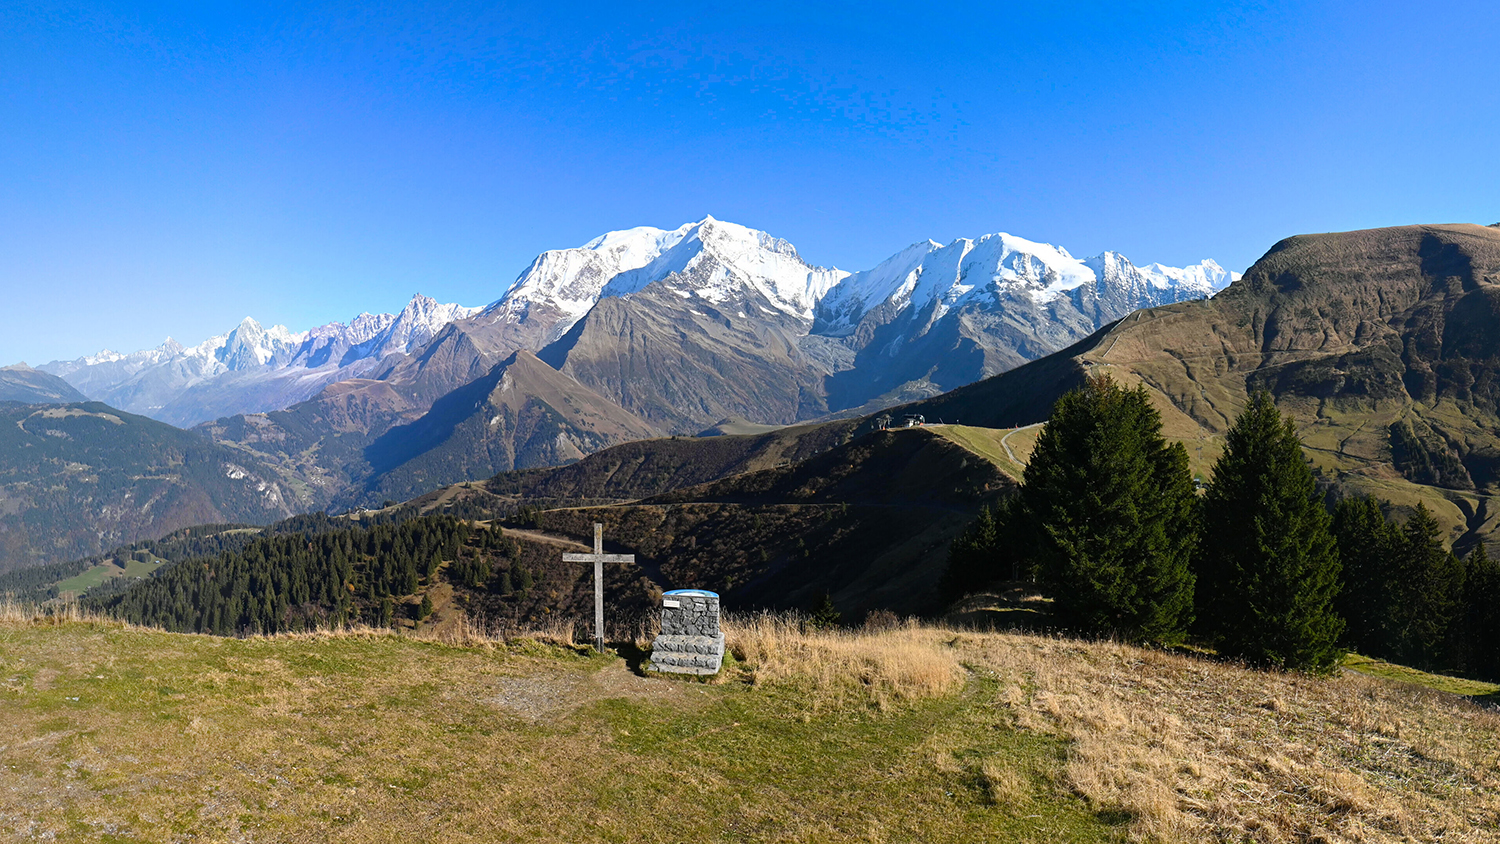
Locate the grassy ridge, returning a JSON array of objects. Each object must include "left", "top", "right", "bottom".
[{"left": 1, "top": 611, "right": 1496, "bottom": 841}]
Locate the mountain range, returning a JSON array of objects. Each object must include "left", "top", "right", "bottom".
[
  {"left": 26, "top": 217, "right": 1228, "bottom": 509},
  {"left": 2, "top": 216, "right": 1235, "bottom": 569},
  {"left": 38, "top": 295, "right": 480, "bottom": 428},
  {"left": 9, "top": 218, "right": 1500, "bottom": 608}
]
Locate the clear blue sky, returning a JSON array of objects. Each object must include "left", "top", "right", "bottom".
[{"left": 3, "top": 1, "right": 1498, "bottom": 365}]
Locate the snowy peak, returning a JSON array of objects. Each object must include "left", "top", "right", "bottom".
[
  {"left": 816, "top": 233, "right": 1237, "bottom": 334},
  {"left": 484, "top": 223, "right": 690, "bottom": 337},
  {"left": 602, "top": 217, "right": 848, "bottom": 319},
  {"left": 218, "top": 317, "right": 304, "bottom": 371},
  {"left": 354, "top": 294, "right": 482, "bottom": 360},
  {"left": 486, "top": 217, "right": 848, "bottom": 342}
]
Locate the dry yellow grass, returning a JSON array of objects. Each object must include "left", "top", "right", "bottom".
[
  {"left": 949, "top": 633, "right": 1500, "bottom": 842},
  {"left": 723, "top": 615, "right": 1500, "bottom": 842},
  {"left": 1, "top": 608, "right": 1497, "bottom": 842},
  {"left": 723, "top": 613, "right": 965, "bottom": 714}
]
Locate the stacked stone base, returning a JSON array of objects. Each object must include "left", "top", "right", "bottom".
[{"left": 649, "top": 633, "right": 726, "bottom": 675}]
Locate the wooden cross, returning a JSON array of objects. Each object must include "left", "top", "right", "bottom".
[{"left": 562, "top": 522, "right": 635, "bottom": 653}]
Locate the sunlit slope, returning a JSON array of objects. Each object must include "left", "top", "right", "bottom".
[
  {"left": 891, "top": 224, "right": 1500, "bottom": 548},
  {"left": 2, "top": 615, "right": 1494, "bottom": 842}
]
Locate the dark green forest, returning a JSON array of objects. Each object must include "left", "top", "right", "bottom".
[
  {"left": 91, "top": 516, "right": 496, "bottom": 635},
  {"left": 945, "top": 380, "right": 1500, "bottom": 681}
]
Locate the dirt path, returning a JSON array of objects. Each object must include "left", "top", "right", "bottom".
[
  {"left": 479, "top": 659, "right": 711, "bottom": 722},
  {"left": 496, "top": 527, "right": 591, "bottom": 551},
  {"left": 1001, "top": 423, "right": 1044, "bottom": 464}
]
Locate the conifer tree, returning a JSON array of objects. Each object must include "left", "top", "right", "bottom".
[
  {"left": 1198, "top": 392, "right": 1344, "bottom": 671},
  {"left": 1017, "top": 375, "right": 1197, "bottom": 642},
  {"left": 1464, "top": 542, "right": 1500, "bottom": 681},
  {"left": 1389, "top": 505, "right": 1465, "bottom": 670},
  {"left": 941, "top": 501, "right": 1002, "bottom": 600},
  {"left": 1332, "top": 496, "right": 1401, "bottom": 656}
]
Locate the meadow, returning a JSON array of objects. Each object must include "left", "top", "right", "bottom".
[{"left": 0, "top": 604, "right": 1496, "bottom": 842}]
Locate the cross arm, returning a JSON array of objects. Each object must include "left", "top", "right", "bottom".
[{"left": 562, "top": 553, "right": 636, "bottom": 564}]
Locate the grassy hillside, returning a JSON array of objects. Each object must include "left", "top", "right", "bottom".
[
  {"left": 0, "top": 611, "right": 1494, "bottom": 842},
  {"left": 0, "top": 402, "right": 299, "bottom": 573},
  {"left": 54, "top": 557, "right": 164, "bottom": 598},
  {"left": 506, "top": 427, "right": 1016, "bottom": 617},
  {"left": 890, "top": 224, "right": 1500, "bottom": 549}
]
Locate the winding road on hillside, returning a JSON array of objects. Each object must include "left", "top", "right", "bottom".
[{"left": 1001, "top": 423, "right": 1044, "bottom": 465}]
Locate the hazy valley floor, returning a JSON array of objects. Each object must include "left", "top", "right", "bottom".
[{"left": 0, "top": 613, "right": 1496, "bottom": 842}]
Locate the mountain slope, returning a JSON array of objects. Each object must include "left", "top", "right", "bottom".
[
  {"left": 360, "top": 350, "right": 660, "bottom": 503},
  {"left": 201, "top": 351, "right": 665, "bottom": 509},
  {"left": 538, "top": 281, "right": 835, "bottom": 430},
  {"left": 0, "top": 364, "right": 87, "bottom": 404},
  {"left": 0, "top": 402, "right": 299, "bottom": 572},
  {"left": 891, "top": 222, "right": 1500, "bottom": 548},
  {"left": 813, "top": 234, "right": 1234, "bottom": 410},
  {"left": 39, "top": 294, "right": 480, "bottom": 427}
]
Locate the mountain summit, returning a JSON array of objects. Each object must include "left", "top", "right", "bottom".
[
  {"left": 38, "top": 294, "right": 479, "bottom": 427},
  {"left": 479, "top": 216, "right": 847, "bottom": 350}
]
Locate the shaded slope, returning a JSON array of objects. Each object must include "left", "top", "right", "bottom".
[
  {"left": 0, "top": 402, "right": 298, "bottom": 572},
  {"left": 0, "top": 365, "right": 88, "bottom": 404},
  {"left": 525, "top": 427, "right": 1016, "bottom": 616},
  {"left": 478, "top": 419, "right": 861, "bottom": 506}
]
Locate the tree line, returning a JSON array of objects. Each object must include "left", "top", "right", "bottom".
[
  {"left": 92, "top": 515, "right": 514, "bottom": 635},
  {"left": 944, "top": 376, "right": 1500, "bottom": 677}
]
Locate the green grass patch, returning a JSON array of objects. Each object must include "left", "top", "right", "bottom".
[
  {"left": 1342, "top": 652, "right": 1500, "bottom": 700},
  {"left": 0, "top": 622, "right": 1124, "bottom": 842},
  {"left": 54, "top": 558, "right": 164, "bottom": 595}
]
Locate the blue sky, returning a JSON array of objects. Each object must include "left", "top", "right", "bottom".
[{"left": 3, "top": 1, "right": 1498, "bottom": 365}]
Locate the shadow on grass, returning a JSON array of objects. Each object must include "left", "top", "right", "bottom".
[
  {"left": 611, "top": 640, "right": 651, "bottom": 675},
  {"left": 1468, "top": 690, "right": 1500, "bottom": 710}
]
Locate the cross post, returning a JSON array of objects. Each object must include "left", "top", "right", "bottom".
[{"left": 561, "top": 522, "right": 635, "bottom": 652}]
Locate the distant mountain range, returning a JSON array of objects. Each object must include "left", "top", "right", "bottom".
[
  {"left": 36, "top": 217, "right": 1232, "bottom": 431},
  {"left": 1, "top": 217, "right": 1235, "bottom": 562},
  {"left": 37, "top": 295, "right": 479, "bottom": 427},
  {"left": 186, "top": 218, "right": 1233, "bottom": 505}
]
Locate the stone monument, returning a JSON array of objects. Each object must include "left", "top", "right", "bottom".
[{"left": 649, "top": 589, "right": 725, "bottom": 675}]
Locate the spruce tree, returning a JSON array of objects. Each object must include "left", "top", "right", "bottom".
[
  {"left": 1017, "top": 375, "right": 1197, "bottom": 642},
  {"left": 1389, "top": 505, "right": 1465, "bottom": 671},
  {"left": 1198, "top": 392, "right": 1344, "bottom": 671},
  {"left": 1332, "top": 496, "right": 1401, "bottom": 656},
  {"left": 1464, "top": 542, "right": 1500, "bottom": 681},
  {"left": 941, "top": 501, "right": 1002, "bottom": 600}
]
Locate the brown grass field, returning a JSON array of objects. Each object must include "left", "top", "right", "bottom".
[{"left": 0, "top": 603, "right": 1496, "bottom": 842}]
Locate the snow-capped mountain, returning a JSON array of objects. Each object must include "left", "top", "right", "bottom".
[
  {"left": 814, "top": 233, "right": 1236, "bottom": 338},
  {"left": 29, "top": 216, "right": 1235, "bottom": 447},
  {"left": 480, "top": 216, "right": 846, "bottom": 348},
  {"left": 599, "top": 216, "right": 847, "bottom": 319},
  {"left": 39, "top": 294, "right": 479, "bottom": 427}
]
